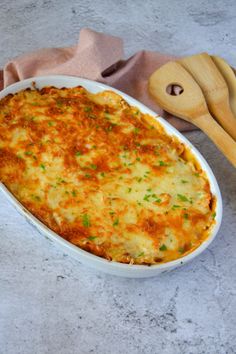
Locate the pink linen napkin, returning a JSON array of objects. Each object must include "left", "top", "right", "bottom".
[{"left": 1, "top": 28, "right": 195, "bottom": 131}]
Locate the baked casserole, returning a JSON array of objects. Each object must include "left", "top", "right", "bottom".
[{"left": 0, "top": 86, "right": 216, "bottom": 264}]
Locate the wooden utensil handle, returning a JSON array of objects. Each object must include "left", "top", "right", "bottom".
[
  {"left": 209, "top": 100, "right": 236, "bottom": 141},
  {"left": 195, "top": 113, "right": 236, "bottom": 167}
]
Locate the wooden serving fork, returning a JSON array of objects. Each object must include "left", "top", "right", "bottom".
[{"left": 148, "top": 61, "right": 236, "bottom": 167}]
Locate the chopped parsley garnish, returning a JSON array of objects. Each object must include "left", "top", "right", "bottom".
[
  {"left": 177, "top": 194, "right": 189, "bottom": 202},
  {"left": 72, "top": 190, "right": 77, "bottom": 197},
  {"left": 82, "top": 214, "right": 91, "bottom": 227},
  {"left": 136, "top": 157, "right": 141, "bottom": 161},
  {"left": 85, "top": 173, "right": 91, "bottom": 178},
  {"left": 84, "top": 106, "right": 92, "bottom": 112},
  {"left": 144, "top": 170, "right": 151, "bottom": 178},
  {"left": 181, "top": 179, "right": 188, "bottom": 184},
  {"left": 100, "top": 172, "right": 105, "bottom": 177},
  {"left": 48, "top": 121, "right": 55, "bottom": 126},
  {"left": 159, "top": 244, "right": 167, "bottom": 251},
  {"left": 172, "top": 204, "right": 181, "bottom": 210},
  {"left": 24, "top": 151, "right": 33, "bottom": 156},
  {"left": 143, "top": 194, "right": 151, "bottom": 201},
  {"left": 155, "top": 198, "right": 162, "bottom": 203},
  {"left": 178, "top": 247, "right": 185, "bottom": 254},
  {"left": 57, "top": 177, "right": 66, "bottom": 184},
  {"left": 137, "top": 177, "right": 143, "bottom": 183},
  {"left": 40, "top": 164, "right": 46, "bottom": 171},
  {"left": 31, "top": 195, "right": 41, "bottom": 202},
  {"left": 159, "top": 160, "right": 168, "bottom": 166},
  {"left": 147, "top": 188, "right": 152, "bottom": 192},
  {"left": 183, "top": 213, "right": 189, "bottom": 219},
  {"left": 109, "top": 211, "right": 115, "bottom": 215},
  {"left": 113, "top": 218, "right": 119, "bottom": 226},
  {"left": 212, "top": 212, "right": 216, "bottom": 219},
  {"left": 88, "top": 236, "right": 97, "bottom": 241},
  {"left": 194, "top": 173, "right": 200, "bottom": 177},
  {"left": 75, "top": 151, "right": 82, "bottom": 156},
  {"left": 137, "top": 252, "right": 144, "bottom": 257},
  {"left": 127, "top": 188, "right": 132, "bottom": 193},
  {"left": 89, "top": 164, "right": 97, "bottom": 170},
  {"left": 133, "top": 127, "right": 140, "bottom": 134}
]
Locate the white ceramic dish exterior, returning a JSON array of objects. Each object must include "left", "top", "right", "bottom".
[{"left": 0, "top": 75, "right": 222, "bottom": 277}]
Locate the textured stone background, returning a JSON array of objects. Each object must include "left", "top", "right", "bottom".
[{"left": 0, "top": 1, "right": 236, "bottom": 354}]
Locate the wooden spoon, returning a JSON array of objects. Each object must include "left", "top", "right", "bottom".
[
  {"left": 148, "top": 61, "right": 236, "bottom": 167},
  {"left": 211, "top": 55, "right": 236, "bottom": 118},
  {"left": 179, "top": 53, "right": 236, "bottom": 141}
]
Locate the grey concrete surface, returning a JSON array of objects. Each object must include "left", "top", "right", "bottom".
[{"left": 0, "top": 1, "right": 236, "bottom": 353}]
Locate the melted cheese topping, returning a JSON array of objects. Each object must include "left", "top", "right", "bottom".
[{"left": 0, "top": 86, "right": 216, "bottom": 264}]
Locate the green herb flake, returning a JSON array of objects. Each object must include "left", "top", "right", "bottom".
[
  {"left": 137, "top": 177, "right": 142, "bottom": 183},
  {"left": 100, "top": 172, "right": 105, "bottom": 177},
  {"left": 178, "top": 247, "right": 185, "bottom": 254},
  {"left": 137, "top": 252, "right": 144, "bottom": 257},
  {"left": 172, "top": 204, "right": 181, "bottom": 210},
  {"left": 24, "top": 151, "right": 33, "bottom": 156},
  {"left": 159, "top": 160, "right": 168, "bottom": 166},
  {"left": 143, "top": 194, "right": 151, "bottom": 201},
  {"left": 147, "top": 188, "right": 152, "bottom": 192},
  {"left": 88, "top": 236, "right": 97, "bottom": 241},
  {"left": 75, "top": 151, "right": 82, "bottom": 157},
  {"left": 155, "top": 198, "right": 162, "bottom": 203},
  {"left": 48, "top": 121, "right": 55, "bottom": 127},
  {"left": 72, "top": 190, "right": 77, "bottom": 197},
  {"left": 89, "top": 164, "right": 97, "bottom": 170},
  {"left": 181, "top": 179, "right": 188, "bottom": 184},
  {"left": 40, "top": 164, "right": 46, "bottom": 171},
  {"left": 109, "top": 211, "right": 115, "bottom": 215},
  {"left": 113, "top": 218, "right": 119, "bottom": 226},
  {"left": 177, "top": 194, "right": 189, "bottom": 202},
  {"left": 159, "top": 244, "right": 167, "bottom": 251},
  {"left": 84, "top": 106, "right": 92, "bottom": 112},
  {"left": 82, "top": 214, "right": 91, "bottom": 227},
  {"left": 136, "top": 157, "right": 141, "bottom": 161},
  {"left": 85, "top": 173, "right": 91, "bottom": 178},
  {"left": 183, "top": 213, "right": 189, "bottom": 220},
  {"left": 133, "top": 127, "right": 140, "bottom": 134},
  {"left": 212, "top": 212, "right": 216, "bottom": 219},
  {"left": 127, "top": 187, "right": 132, "bottom": 193},
  {"left": 32, "top": 195, "right": 41, "bottom": 202},
  {"left": 194, "top": 173, "right": 200, "bottom": 177},
  {"left": 56, "top": 101, "right": 63, "bottom": 107}
]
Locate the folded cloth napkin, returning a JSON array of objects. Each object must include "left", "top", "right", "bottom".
[{"left": 1, "top": 28, "right": 195, "bottom": 131}]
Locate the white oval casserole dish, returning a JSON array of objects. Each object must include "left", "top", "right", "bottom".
[{"left": 0, "top": 75, "right": 222, "bottom": 277}]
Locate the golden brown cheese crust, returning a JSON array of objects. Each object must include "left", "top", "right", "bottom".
[{"left": 0, "top": 86, "right": 216, "bottom": 264}]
